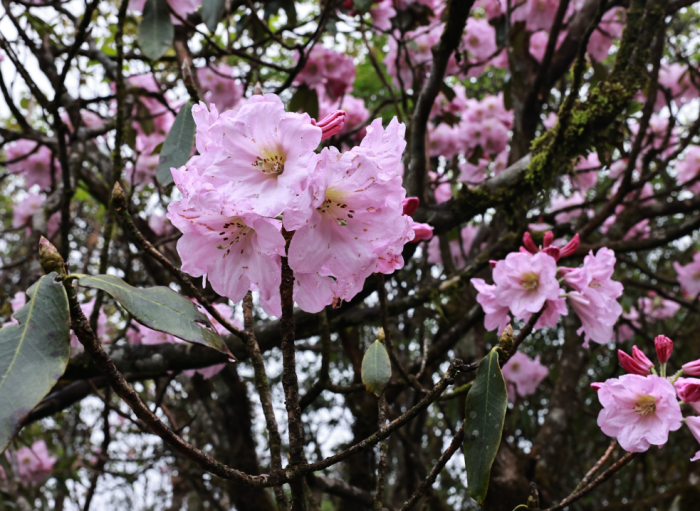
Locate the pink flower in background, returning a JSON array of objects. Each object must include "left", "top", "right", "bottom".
[
  {"left": 586, "top": 8, "right": 625, "bottom": 62},
  {"left": 471, "top": 278, "right": 510, "bottom": 333},
  {"left": 638, "top": 294, "right": 680, "bottom": 320},
  {"left": 197, "top": 65, "right": 244, "bottom": 111},
  {"left": 295, "top": 46, "right": 356, "bottom": 98},
  {"left": 459, "top": 158, "right": 489, "bottom": 184},
  {"left": 70, "top": 298, "right": 110, "bottom": 348},
  {"left": 462, "top": 18, "right": 497, "bottom": 61},
  {"left": 573, "top": 153, "right": 600, "bottom": 192},
  {"left": 370, "top": 0, "right": 396, "bottom": 31},
  {"left": 596, "top": 374, "right": 683, "bottom": 452},
  {"left": 533, "top": 296, "right": 568, "bottom": 329},
  {"left": 2, "top": 292, "right": 26, "bottom": 328},
  {"left": 543, "top": 112, "right": 557, "bottom": 130},
  {"left": 529, "top": 31, "right": 566, "bottom": 62},
  {"left": 659, "top": 63, "right": 699, "bottom": 103},
  {"left": 129, "top": 0, "right": 201, "bottom": 23},
  {"left": 431, "top": 83, "right": 468, "bottom": 119},
  {"left": 7, "top": 440, "right": 56, "bottom": 486},
  {"left": 617, "top": 307, "right": 639, "bottom": 342},
  {"left": 128, "top": 74, "right": 175, "bottom": 135},
  {"left": 202, "top": 96, "right": 322, "bottom": 216},
  {"left": 5, "top": 140, "right": 58, "bottom": 189},
  {"left": 428, "top": 224, "right": 479, "bottom": 269},
  {"left": 518, "top": 0, "right": 559, "bottom": 31},
  {"left": 674, "top": 252, "right": 700, "bottom": 297},
  {"left": 551, "top": 191, "right": 587, "bottom": 224},
  {"left": 12, "top": 193, "right": 44, "bottom": 229},
  {"left": 685, "top": 416, "right": 700, "bottom": 461},
  {"left": 502, "top": 352, "right": 549, "bottom": 398},
  {"left": 492, "top": 252, "right": 561, "bottom": 319},
  {"left": 429, "top": 123, "right": 462, "bottom": 160},
  {"left": 676, "top": 146, "right": 700, "bottom": 191}
]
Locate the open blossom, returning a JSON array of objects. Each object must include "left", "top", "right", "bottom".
[
  {"left": 492, "top": 252, "right": 561, "bottom": 319},
  {"left": 596, "top": 374, "right": 683, "bottom": 452},
  {"left": 370, "top": 0, "right": 396, "bottom": 31},
  {"left": 462, "top": 18, "right": 497, "bottom": 61},
  {"left": 4, "top": 139, "right": 58, "bottom": 189},
  {"left": 572, "top": 153, "right": 600, "bottom": 192},
  {"left": 295, "top": 46, "right": 356, "bottom": 98},
  {"left": 197, "top": 65, "right": 244, "bottom": 111},
  {"left": 471, "top": 278, "right": 510, "bottom": 333},
  {"left": 6, "top": 440, "right": 56, "bottom": 486},
  {"left": 201, "top": 96, "right": 322, "bottom": 216},
  {"left": 639, "top": 294, "right": 680, "bottom": 320},
  {"left": 674, "top": 252, "right": 700, "bottom": 297},
  {"left": 502, "top": 352, "right": 549, "bottom": 398},
  {"left": 686, "top": 417, "right": 700, "bottom": 461},
  {"left": 167, "top": 167, "right": 286, "bottom": 317},
  {"left": 550, "top": 191, "right": 587, "bottom": 224}
]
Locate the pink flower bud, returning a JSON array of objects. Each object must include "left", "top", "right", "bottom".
[
  {"left": 522, "top": 232, "right": 539, "bottom": 254},
  {"left": 674, "top": 377, "right": 700, "bottom": 402},
  {"left": 410, "top": 222, "right": 433, "bottom": 242},
  {"left": 618, "top": 350, "right": 651, "bottom": 375},
  {"left": 683, "top": 359, "right": 700, "bottom": 376},
  {"left": 312, "top": 110, "right": 346, "bottom": 139},
  {"left": 559, "top": 234, "right": 580, "bottom": 259},
  {"left": 542, "top": 246, "right": 561, "bottom": 261},
  {"left": 543, "top": 231, "right": 554, "bottom": 248},
  {"left": 401, "top": 197, "right": 420, "bottom": 217},
  {"left": 590, "top": 382, "right": 603, "bottom": 392},
  {"left": 489, "top": 260, "right": 498, "bottom": 269},
  {"left": 632, "top": 345, "right": 654, "bottom": 368},
  {"left": 654, "top": 335, "right": 673, "bottom": 364}
]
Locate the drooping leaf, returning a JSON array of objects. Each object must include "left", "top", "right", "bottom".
[
  {"left": 157, "top": 100, "right": 195, "bottom": 187},
  {"left": 0, "top": 273, "right": 70, "bottom": 454},
  {"left": 361, "top": 340, "right": 391, "bottom": 394},
  {"left": 353, "top": 0, "right": 374, "bottom": 14},
  {"left": 138, "top": 0, "right": 174, "bottom": 61},
  {"left": 201, "top": 0, "right": 226, "bottom": 32},
  {"left": 463, "top": 347, "right": 508, "bottom": 505},
  {"left": 77, "top": 274, "right": 232, "bottom": 358},
  {"left": 288, "top": 85, "right": 319, "bottom": 120},
  {"left": 440, "top": 81, "right": 456, "bottom": 101}
]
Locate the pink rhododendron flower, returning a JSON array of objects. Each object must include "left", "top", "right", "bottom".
[
  {"left": 295, "top": 46, "right": 356, "bottom": 98},
  {"left": 462, "top": 18, "right": 497, "bottom": 61},
  {"left": 596, "top": 374, "right": 683, "bottom": 452},
  {"left": 70, "top": 298, "right": 110, "bottom": 348},
  {"left": 529, "top": 31, "right": 566, "bottom": 62},
  {"left": 370, "top": 0, "right": 396, "bottom": 31},
  {"left": 197, "top": 65, "right": 244, "bottom": 111},
  {"left": 673, "top": 377, "right": 700, "bottom": 403},
  {"left": 674, "top": 252, "right": 700, "bottom": 297},
  {"left": 686, "top": 416, "right": 700, "bottom": 461},
  {"left": 474, "top": 0, "right": 502, "bottom": 18},
  {"left": 200, "top": 96, "right": 322, "bottom": 216},
  {"left": 572, "top": 153, "right": 600, "bottom": 192},
  {"left": 471, "top": 278, "right": 510, "bottom": 333},
  {"left": 543, "top": 112, "right": 558, "bottom": 130},
  {"left": 492, "top": 252, "right": 561, "bottom": 319},
  {"left": 12, "top": 193, "right": 44, "bottom": 229},
  {"left": 676, "top": 145, "right": 700, "bottom": 190},
  {"left": 502, "top": 352, "right": 549, "bottom": 398},
  {"left": 658, "top": 63, "right": 699, "bottom": 104},
  {"left": 430, "top": 83, "right": 468, "bottom": 119},
  {"left": 618, "top": 349, "right": 651, "bottom": 376},
  {"left": 638, "top": 294, "right": 680, "bottom": 320},
  {"left": 4, "top": 140, "right": 58, "bottom": 189},
  {"left": 129, "top": 0, "right": 201, "bottom": 23},
  {"left": 512, "top": 0, "right": 558, "bottom": 31},
  {"left": 550, "top": 191, "right": 587, "bottom": 224},
  {"left": 1, "top": 292, "right": 26, "bottom": 328},
  {"left": 429, "top": 123, "right": 462, "bottom": 160},
  {"left": 459, "top": 158, "right": 489, "bottom": 184},
  {"left": 586, "top": 9, "right": 625, "bottom": 62},
  {"left": 7, "top": 440, "right": 56, "bottom": 486}
]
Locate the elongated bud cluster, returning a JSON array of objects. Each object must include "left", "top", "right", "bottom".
[
  {"left": 683, "top": 359, "right": 700, "bottom": 375},
  {"left": 674, "top": 378, "right": 700, "bottom": 403},
  {"left": 654, "top": 335, "right": 673, "bottom": 364},
  {"left": 498, "top": 323, "right": 514, "bottom": 355},
  {"left": 618, "top": 346, "right": 653, "bottom": 375},
  {"left": 39, "top": 236, "right": 66, "bottom": 276},
  {"left": 521, "top": 231, "right": 579, "bottom": 261},
  {"left": 312, "top": 110, "right": 346, "bottom": 139}
]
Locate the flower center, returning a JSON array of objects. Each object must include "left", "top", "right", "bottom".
[
  {"left": 317, "top": 187, "right": 355, "bottom": 226},
  {"left": 253, "top": 146, "right": 286, "bottom": 175},
  {"left": 634, "top": 394, "right": 657, "bottom": 416},
  {"left": 520, "top": 272, "right": 540, "bottom": 291},
  {"left": 216, "top": 218, "right": 251, "bottom": 257}
]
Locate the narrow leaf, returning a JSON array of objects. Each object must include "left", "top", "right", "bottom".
[
  {"left": 361, "top": 341, "right": 391, "bottom": 394},
  {"left": 288, "top": 85, "right": 319, "bottom": 120},
  {"left": 201, "top": 0, "right": 226, "bottom": 32},
  {"left": 77, "top": 274, "right": 232, "bottom": 358},
  {"left": 138, "top": 0, "right": 174, "bottom": 61},
  {"left": 0, "top": 273, "right": 70, "bottom": 454},
  {"left": 157, "top": 100, "right": 195, "bottom": 186},
  {"left": 463, "top": 347, "right": 508, "bottom": 505}
]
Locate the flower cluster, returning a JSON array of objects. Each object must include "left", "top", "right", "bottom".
[
  {"left": 594, "top": 335, "right": 700, "bottom": 458},
  {"left": 3, "top": 440, "right": 56, "bottom": 486},
  {"left": 502, "top": 352, "right": 549, "bottom": 402},
  {"left": 167, "top": 94, "right": 423, "bottom": 316},
  {"left": 471, "top": 231, "right": 624, "bottom": 346}
]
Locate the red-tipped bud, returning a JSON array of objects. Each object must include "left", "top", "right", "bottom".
[
  {"left": 683, "top": 359, "right": 700, "bottom": 376},
  {"left": 522, "top": 232, "right": 538, "bottom": 254},
  {"left": 674, "top": 378, "right": 700, "bottom": 402},
  {"left": 402, "top": 197, "right": 420, "bottom": 217},
  {"left": 559, "top": 234, "right": 580, "bottom": 259},
  {"left": 618, "top": 350, "right": 651, "bottom": 375},
  {"left": 542, "top": 246, "right": 561, "bottom": 261},
  {"left": 654, "top": 335, "right": 673, "bottom": 364},
  {"left": 590, "top": 382, "right": 603, "bottom": 392},
  {"left": 543, "top": 231, "right": 554, "bottom": 248},
  {"left": 632, "top": 345, "right": 654, "bottom": 368},
  {"left": 312, "top": 110, "right": 346, "bottom": 139},
  {"left": 410, "top": 222, "right": 433, "bottom": 242},
  {"left": 489, "top": 260, "right": 498, "bottom": 269}
]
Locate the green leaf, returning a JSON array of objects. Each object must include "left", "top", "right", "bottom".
[
  {"left": 157, "top": 100, "right": 195, "bottom": 187},
  {"left": 463, "top": 347, "right": 508, "bottom": 505},
  {"left": 627, "top": 100, "right": 643, "bottom": 115},
  {"left": 361, "top": 341, "right": 391, "bottom": 394},
  {"left": 512, "top": 506, "right": 529, "bottom": 510},
  {"left": 0, "top": 273, "right": 70, "bottom": 454},
  {"left": 353, "top": 0, "right": 374, "bottom": 13},
  {"left": 440, "top": 81, "right": 456, "bottom": 101},
  {"left": 201, "top": 0, "right": 226, "bottom": 32},
  {"left": 138, "top": 0, "right": 174, "bottom": 61},
  {"left": 288, "top": 85, "right": 319, "bottom": 120},
  {"left": 77, "top": 274, "right": 232, "bottom": 358}
]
